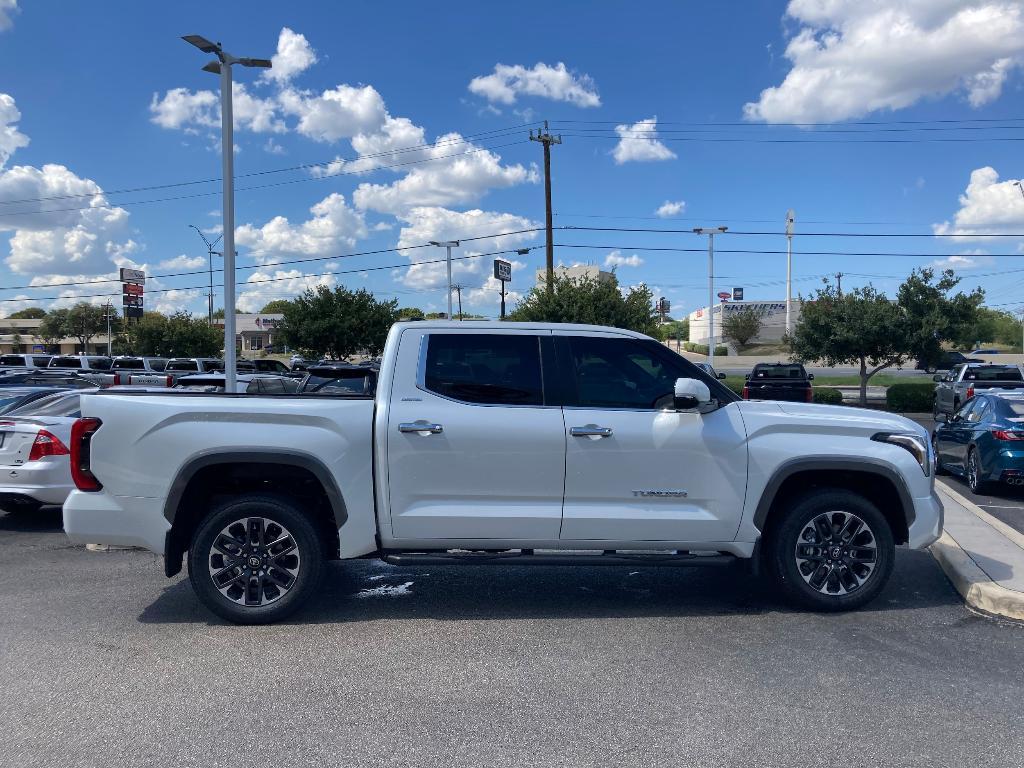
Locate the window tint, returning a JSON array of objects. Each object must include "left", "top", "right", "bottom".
[
  {"left": 150, "top": 359, "right": 167, "bottom": 371},
  {"left": 50, "top": 357, "right": 82, "bottom": 369},
  {"left": 955, "top": 399, "right": 978, "bottom": 421},
  {"left": 166, "top": 360, "right": 198, "bottom": 372},
  {"left": 258, "top": 377, "right": 285, "bottom": 394},
  {"left": 91, "top": 358, "right": 112, "bottom": 370},
  {"left": 568, "top": 336, "right": 684, "bottom": 410},
  {"left": 0, "top": 355, "right": 27, "bottom": 366},
  {"left": 112, "top": 359, "right": 146, "bottom": 370},
  {"left": 424, "top": 334, "right": 543, "bottom": 406},
  {"left": 32, "top": 356, "right": 51, "bottom": 367},
  {"left": 965, "top": 399, "right": 989, "bottom": 423},
  {"left": 752, "top": 364, "right": 806, "bottom": 379},
  {"left": 965, "top": 366, "right": 1023, "bottom": 382}
]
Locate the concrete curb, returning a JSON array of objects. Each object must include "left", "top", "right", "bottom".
[
  {"left": 929, "top": 532, "right": 1024, "bottom": 621},
  {"left": 929, "top": 487, "right": 1024, "bottom": 622}
]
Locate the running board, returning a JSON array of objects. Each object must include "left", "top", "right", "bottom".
[{"left": 380, "top": 550, "right": 735, "bottom": 567}]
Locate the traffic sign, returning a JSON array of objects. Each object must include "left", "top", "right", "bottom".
[
  {"left": 733, "top": 287, "right": 744, "bottom": 301},
  {"left": 119, "top": 267, "right": 145, "bottom": 285},
  {"left": 493, "top": 259, "right": 512, "bottom": 282}
]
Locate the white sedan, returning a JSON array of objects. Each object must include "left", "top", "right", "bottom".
[{"left": 0, "top": 391, "right": 81, "bottom": 514}]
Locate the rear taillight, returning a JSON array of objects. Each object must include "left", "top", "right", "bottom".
[
  {"left": 966, "top": 385, "right": 975, "bottom": 400},
  {"left": 742, "top": 385, "right": 750, "bottom": 399},
  {"left": 113, "top": 372, "right": 121, "bottom": 386},
  {"left": 27, "top": 430, "right": 70, "bottom": 461},
  {"left": 992, "top": 429, "right": 1024, "bottom": 441},
  {"left": 805, "top": 387, "right": 814, "bottom": 403},
  {"left": 70, "top": 417, "right": 102, "bottom": 491},
  {"left": 166, "top": 375, "right": 173, "bottom": 387}
]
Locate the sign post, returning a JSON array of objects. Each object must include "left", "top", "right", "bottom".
[
  {"left": 119, "top": 268, "right": 145, "bottom": 320},
  {"left": 493, "top": 259, "right": 512, "bottom": 319}
]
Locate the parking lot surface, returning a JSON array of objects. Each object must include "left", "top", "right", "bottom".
[{"left": 1, "top": 510, "right": 1023, "bottom": 768}]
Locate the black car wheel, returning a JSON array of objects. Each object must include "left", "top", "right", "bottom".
[
  {"left": 931, "top": 433, "right": 948, "bottom": 475},
  {"left": 966, "top": 448, "right": 990, "bottom": 495},
  {"left": 767, "top": 489, "right": 894, "bottom": 612},
  {"left": 188, "top": 494, "right": 324, "bottom": 624}
]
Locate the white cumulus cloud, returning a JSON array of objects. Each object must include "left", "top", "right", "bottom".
[
  {"left": 263, "top": 27, "right": 318, "bottom": 84},
  {"left": 468, "top": 62, "right": 601, "bottom": 107},
  {"left": 604, "top": 251, "right": 644, "bottom": 268},
  {"left": 933, "top": 167, "right": 1024, "bottom": 240},
  {"left": 278, "top": 84, "right": 387, "bottom": 143},
  {"left": 237, "top": 269, "right": 338, "bottom": 312},
  {"left": 234, "top": 192, "right": 368, "bottom": 263},
  {"left": 744, "top": 1, "right": 1024, "bottom": 123},
  {"left": 395, "top": 207, "right": 540, "bottom": 291},
  {"left": 158, "top": 255, "right": 207, "bottom": 270},
  {"left": 0, "top": 0, "right": 18, "bottom": 32},
  {"left": 149, "top": 83, "right": 285, "bottom": 134},
  {"left": 612, "top": 118, "right": 676, "bottom": 164},
  {"left": 927, "top": 249, "right": 993, "bottom": 271},
  {"left": 655, "top": 200, "right": 685, "bottom": 218},
  {"left": 0, "top": 93, "right": 29, "bottom": 168}
]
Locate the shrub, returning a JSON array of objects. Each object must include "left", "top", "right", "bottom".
[
  {"left": 813, "top": 387, "right": 844, "bottom": 405},
  {"left": 683, "top": 342, "right": 728, "bottom": 356},
  {"left": 886, "top": 382, "right": 934, "bottom": 413}
]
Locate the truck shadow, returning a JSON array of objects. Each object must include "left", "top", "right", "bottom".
[
  {"left": 137, "top": 549, "right": 962, "bottom": 625},
  {"left": 0, "top": 507, "right": 63, "bottom": 532}
]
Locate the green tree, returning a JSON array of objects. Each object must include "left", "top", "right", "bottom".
[
  {"left": 65, "top": 302, "right": 107, "bottom": 353},
  {"left": 259, "top": 299, "right": 293, "bottom": 314},
  {"left": 721, "top": 305, "right": 768, "bottom": 351},
  {"left": 898, "top": 268, "right": 983, "bottom": 368},
  {"left": 280, "top": 285, "right": 399, "bottom": 359},
  {"left": 8, "top": 307, "right": 46, "bottom": 319},
  {"left": 164, "top": 311, "right": 222, "bottom": 357},
  {"left": 38, "top": 308, "right": 70, "bottom": 353},
  {"left": 507, "top": 273, "right": 657, "bottom": 335},
  {"left": 952, "top": 307, "right": 1020, "bottom": 350},
  {"left": 397, "top": 307, "right": 426, "bottom": 321},
  {"left": 789, "top": 281, "right": 905, "bottom": 406}
]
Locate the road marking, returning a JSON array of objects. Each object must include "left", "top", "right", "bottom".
[{"left": 976, "top": 504, "right": 1024, "bottom": 510}]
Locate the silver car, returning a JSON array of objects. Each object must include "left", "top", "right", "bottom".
[{"left": 0, "top": 391, "right": 81, "bottom": 514}]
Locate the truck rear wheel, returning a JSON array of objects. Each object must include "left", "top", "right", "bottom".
[
  {"left": 188, "top": 494, "right": 323, "bottom": 624},
  {"left": 766, "top": 489, "right": 894, "bottom": 612}
]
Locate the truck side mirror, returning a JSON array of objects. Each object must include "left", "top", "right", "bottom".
[
  {"left": 807, "top": 373, "right": 814, "bottom": 380},
  {"left": 674, "top": 378, "right": 712, "bottom": 412},
  {"left": 717, "top": 372, "right": 727, "bottom": 380}
]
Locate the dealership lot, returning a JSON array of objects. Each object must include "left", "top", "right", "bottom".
[{"left": 1, "top": 510, "right": 1022, "bottom": 768}]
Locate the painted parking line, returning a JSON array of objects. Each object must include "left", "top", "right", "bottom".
[{"left": 976, "top": 504, "right": 1024, "bottom": 510}]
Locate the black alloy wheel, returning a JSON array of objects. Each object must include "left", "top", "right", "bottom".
[{"left": 188, "top": 494, "right": 323, "bottom": 624}]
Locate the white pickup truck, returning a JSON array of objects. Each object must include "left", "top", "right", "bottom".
[{"left": 63, "top": 322, "right": 943, "bottom": 624}]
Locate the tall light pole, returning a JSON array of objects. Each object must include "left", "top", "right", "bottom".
[
  {"left": 429, "top": 240, "right": 459, "bottom": 319},
  {"left": 694, "top": 227, "right": 728, "bottom": 367},
  {"left": 182, "top": 35, "right": 271, "bottom": 393},
  {"left": 189, "top": 224, "right": 223, "bottom": 325},
  {"left": 785, "top": 209, "right": 795, "bottom": 335},
  {"left": 104, "top": 301, "right": 114, "bottom": 357}
]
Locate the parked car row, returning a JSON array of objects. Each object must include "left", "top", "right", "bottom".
[{"left": 933, "top": 389, "right": 1024, "bottom": 494}]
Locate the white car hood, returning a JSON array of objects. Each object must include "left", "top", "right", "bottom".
[{"left": 735, "top": 400, "right": 928, "bottom": 440}]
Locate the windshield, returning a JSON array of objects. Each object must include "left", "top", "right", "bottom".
[{"left": 964, "top": 367, "right": 1023, "bottom": 382}]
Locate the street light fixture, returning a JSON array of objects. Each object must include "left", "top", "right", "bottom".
[
  {"left": 182, "top": 34, "right": 271, "bottom": 392},
  {"left": 429, "top": 240, "right": 460, "bottom": 319},
  {"left": 693, "top": 226, "right": 728, "bottom": 368}
]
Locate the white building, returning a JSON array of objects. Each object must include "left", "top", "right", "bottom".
[
  {"left": 213, "top": 313, "right": 284, "bottom": 353},
  {"left": 688, "top": 300, "right": 802, "bottom": 346},
  {"left": 535, "top": 264, "right": 615, "bottom": 286},
  {"left": 0, "top": 318, "right": 114, "bottom": 355}
]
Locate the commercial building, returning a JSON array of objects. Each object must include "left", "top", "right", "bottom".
[
  {"left": 535, "top": 264, "right": 615, "bottom": 286},
  {"left": 688, "top": 300, "right": 803, "bottom": 347},
  {"left": 213, "top": 313, "right": 284, "bottom": 353},
  {"left": 0, "top": 318, "right": 113, "bottom": 355}
]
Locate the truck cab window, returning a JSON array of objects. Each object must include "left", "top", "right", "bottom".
[
  {"left": 424, "top": 334, "right": 543, "bottom": 406},
  {"left": 567, "top": 337, "right": 682, "bottom": 410}
]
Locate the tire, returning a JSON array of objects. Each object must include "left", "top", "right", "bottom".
[
  {"left": 931, "top": 434, "right": 949, "bottom": 476},
  {"left": 766, "top": 489, "right": 895, "bottom": 612},
  {"left": 188, "top": 494, "right": 324, "bottom": 625},
  {"left": 966, "top": 448, "right": 990, "bottom": 495}
]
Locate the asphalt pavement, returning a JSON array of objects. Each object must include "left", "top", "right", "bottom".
[{"left": 1, "top": 510, "right": 1023, "bottom": 768}]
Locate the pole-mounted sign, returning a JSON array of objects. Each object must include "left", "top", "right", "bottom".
[
  {"left": 119, "top": 268, "right": 145, "bottom": 319},
  {"left": 494, "top": 259, "right": 512, "bottom": 319},
  {"left": 733, "top": 287, "right": 744, "bottom": 301}
]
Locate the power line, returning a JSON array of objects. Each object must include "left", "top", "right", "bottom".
[
  {"left": 561, "top": 226, "right": 1024, "bottom": 238},
  {"left": 0, "top": 123, "right": 539, "bottom": 208},
  {"left": 559, "top": 132, "right": 1024, "bottom": 145},
  {"left": 553, "top": 243, "right": 1024, "bottom": 258},
  {"left": 549, "top": 116, "right": 1024, "bottom": 127}
]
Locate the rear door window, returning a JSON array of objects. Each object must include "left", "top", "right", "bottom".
[
  {"left": 0, "top": 355, "right": 26, "bottom": 366},
  {"left": 423, "top": 334, "right": 543, "bottom": 406},
  {"left": 166, "top": 360, "right": 199, "bottom": 372}
]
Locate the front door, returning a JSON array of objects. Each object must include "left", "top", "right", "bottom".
[
  {"left": 385, "top": 329, "right": 566, "bottom": 541},
  {"left": 557, "top": 333, "right": 748, "bottom": 543}
]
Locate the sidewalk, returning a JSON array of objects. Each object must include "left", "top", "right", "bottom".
[{"left": 931, "top": 483, "right": 1024, "bottom": 621}]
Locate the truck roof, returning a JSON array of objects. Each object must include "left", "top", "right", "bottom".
[{"left": 393, "top": 320, "right": 653, "bottom": 339}]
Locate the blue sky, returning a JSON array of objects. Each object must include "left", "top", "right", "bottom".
[{"left": 1, "top": 0, "right": 1024, "bottom": 320}]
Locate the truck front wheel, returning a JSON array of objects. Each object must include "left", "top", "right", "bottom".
[
  {"left": 766, "top": 489, "right": 895, "bottom": 612},
  {"left": 188, "top": 494, "right": 324, "bottom": 624}
]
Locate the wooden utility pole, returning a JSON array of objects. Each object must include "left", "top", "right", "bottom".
[
  {"left": 530, "top": 121, "right": 561, "bottom": 292},
  {"left": 452, "top": 284, "right": 464, "bottom": 320},
  {"left": 835, "top": 272, "right": 844, "bottom": 295}
]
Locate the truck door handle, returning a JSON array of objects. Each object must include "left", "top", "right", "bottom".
[
  {"left": 570, "top": 425, "right": 613, "bottom": 437},
  {"left": 399, "top": 421, "right": 444, "bottom": 435}
]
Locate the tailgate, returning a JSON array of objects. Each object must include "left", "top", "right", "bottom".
[
  {"left": 0, "top": 423, "right": 36, "bottom": 466},
  {"left": 127, "top": 373, "right": 171, "bottom": 386}
]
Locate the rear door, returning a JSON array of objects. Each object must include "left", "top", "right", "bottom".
[
  {"left": 385, "top": 328, "right": 566, "bottom": 541},
  {"left": 557, "top": 332, "right": 748, "bottom": 543}
]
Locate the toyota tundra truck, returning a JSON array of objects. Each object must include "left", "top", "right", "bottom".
[{"left": 63, "top": 322, "right": 943, "bottom": 624}]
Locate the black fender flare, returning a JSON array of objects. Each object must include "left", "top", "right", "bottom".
[{"left": 752, "top": 457, "right": 916, "bottom": 532}]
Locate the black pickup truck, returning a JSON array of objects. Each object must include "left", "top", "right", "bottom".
[{"left": 742, "top": 363, "right": 814, "bottom": 403}]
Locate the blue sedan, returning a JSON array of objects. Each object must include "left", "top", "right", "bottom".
[{"left": 932, "top": 393, "right": 1024, "bottom": 494}]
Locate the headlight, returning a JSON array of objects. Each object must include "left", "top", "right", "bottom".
[{"left": 872, "top": 432, "right": 930, "bottom": 476}]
